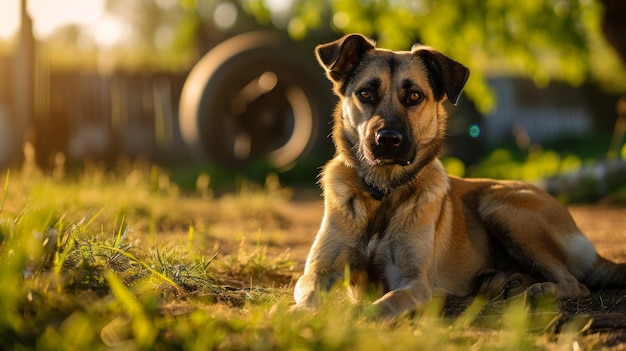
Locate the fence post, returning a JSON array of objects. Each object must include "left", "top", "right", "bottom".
[{"left": 12, "top": 0, "right": 35, "bottom": 163}]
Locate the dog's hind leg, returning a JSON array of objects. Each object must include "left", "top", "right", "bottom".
[
  {"left": 476, "top": 270, "right": 537, "bottom": 300},
  {"left": 479, "top": 182, "right": 598, "bottom": 300}
]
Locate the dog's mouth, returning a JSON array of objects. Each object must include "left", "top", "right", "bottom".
[
  {"left": 372, "top": 156, "right": 412, "bottom": 166},
  {"left": 363, "top": 147, "right": 416, "bottom": 167}
]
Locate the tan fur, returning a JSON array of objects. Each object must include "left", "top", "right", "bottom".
[{"left": 293, "top": 34, "right": 626, "bottom": 318}]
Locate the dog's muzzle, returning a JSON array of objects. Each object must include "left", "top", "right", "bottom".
[{"left": 371, "top": 128, "right": 413, "bottom": 166}]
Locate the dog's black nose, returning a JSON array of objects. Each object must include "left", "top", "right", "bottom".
[{"left": 375, "top": 129, "right": 403, "bottom": 148}]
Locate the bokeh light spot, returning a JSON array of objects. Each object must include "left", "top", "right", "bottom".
[{"left": 468, "top": 123, "right": 482, "bottom": 138}]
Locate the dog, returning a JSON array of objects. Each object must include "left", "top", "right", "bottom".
[{"left": 293, "top": 33, "right": 626, "bottom": 318}]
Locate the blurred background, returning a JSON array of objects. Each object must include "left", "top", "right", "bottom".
[{"left": 1, "top": 0, "right": 625, "bottom": 199}]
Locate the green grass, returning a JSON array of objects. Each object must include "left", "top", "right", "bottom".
[{"left": 0, "top": 159, "right": 619, "bottom": 350}]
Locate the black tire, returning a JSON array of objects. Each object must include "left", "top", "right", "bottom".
[{"left": 179, "top": 31, "right": 329, "bottom": 170}]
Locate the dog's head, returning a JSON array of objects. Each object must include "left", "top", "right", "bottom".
[{"left": 316, "top": 34, "right": 469, "bottom": 191}]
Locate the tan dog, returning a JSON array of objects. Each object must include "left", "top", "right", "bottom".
[{"left": 293, "top": 33, "right": 626, "bottom": 317}]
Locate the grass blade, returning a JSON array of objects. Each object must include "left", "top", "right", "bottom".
[
  {"left": 104, "top": 270, "right": 156, "bottom": 348},
  {"left": 0, "top": 169, "right": 9, "bottom": 212},
  {"left": 100, "top": 244, "right": 181, "bottom": 292}
]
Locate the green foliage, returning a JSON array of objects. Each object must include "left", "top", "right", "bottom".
[
  {"left": 246, "top": 0, "right": 626, "bottom": 112},
  {"left": 441, "top": 157, "right": 466, "bottom": 177},
  {"left": 25, "top": 0, "right": 626, "bottom": 107},
  {"left": 467, "top": 147, "right": 581, "bottom": 181},
  {"left": 24, "top": 0, "right": 626, "bottom": 98}
]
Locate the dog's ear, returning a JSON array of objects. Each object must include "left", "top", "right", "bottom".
[
  {"left": 316, "top": 34, "right": 375, "bottom": 84},
  {"left": 413, "top": 47, "right": 469, "bottom": 105}
]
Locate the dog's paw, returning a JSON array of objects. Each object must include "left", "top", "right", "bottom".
[
  {"left": 525, "top": 280, "right": 590, "bottom": 303},
  {"left": 524, "top": 282, "right": 560, "bottom": 306},
  {"left": 370, "top": 289, "right": 425, "bottom": 320}
]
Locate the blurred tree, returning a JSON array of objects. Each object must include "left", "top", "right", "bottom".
[
  {"left": 100, "top": 0, "right": 271, "bottom": 70},
  {"left": 103, "top": 0, "right": 199, "bottom": 70},
  {"left": 105, "top": 0, "right": 179, "bottom": 50},
  {"left": 242, "top": 0, "right": 626, "bottom": 112}
]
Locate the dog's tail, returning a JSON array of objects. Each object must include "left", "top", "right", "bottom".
[{"left": 584, "top": 256, "right": 626, "bottom": 289}]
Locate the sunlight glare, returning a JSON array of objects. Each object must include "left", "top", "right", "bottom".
[
  {"left": 90, "top": 15, "right": 125, "bottom": 48},
  {"left": 0, "top": 0, "right": 106, "bottom": 40},
  {"left": 29, "top": 0, "right": 105, "bottom": 39},
  {"left": 265, "top": 0, "right": 293, "bottom": 27},
  {"left": 0, "top": 0, "right": 19, "bottom": 39},
  {"left": 213, "top": 2, "right": 238, "bottom": 30}
]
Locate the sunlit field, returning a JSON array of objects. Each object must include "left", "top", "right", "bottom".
[
  {"left": 2, "top": 0, "right": 626, "bottom": 348},
  {"left": 2, "top": 151, "right": 626, "bottom": 350}
]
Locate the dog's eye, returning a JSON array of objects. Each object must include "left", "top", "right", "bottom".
[
  {"left": 406, "top": 91, "right": 423, "bottom": 106},
  {"left": 357, "top": 89, "right": 375, "bottom": 103}
]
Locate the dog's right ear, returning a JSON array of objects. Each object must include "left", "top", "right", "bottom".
[
  {"left": 316, "top": 34, "right": 375, "bottom": 84},
  {"left": 413, "top": 47, "right": 469, "bottom": 106}
]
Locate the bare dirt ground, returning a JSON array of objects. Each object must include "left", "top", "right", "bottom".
[{"left": 569, "top": 205, "right": 626, "bottom": 263}]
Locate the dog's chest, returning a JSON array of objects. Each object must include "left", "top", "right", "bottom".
[{"left": 355, "top": 201, "right": 419, "bottom": 291}]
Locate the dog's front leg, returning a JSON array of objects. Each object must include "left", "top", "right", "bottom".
[
  {"left": 293, "top": 211, "right": 364, "bottom": 308},
  {"left": 369, "top": 202, "right": 441, "bottom": 318}
]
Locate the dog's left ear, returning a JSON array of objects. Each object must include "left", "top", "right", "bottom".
[
  {"left": 316, "top": 34, "right": 375, "bottom": 84},
  {"left": 413, "top": 47, "right": 470, "bottom": 105}
]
